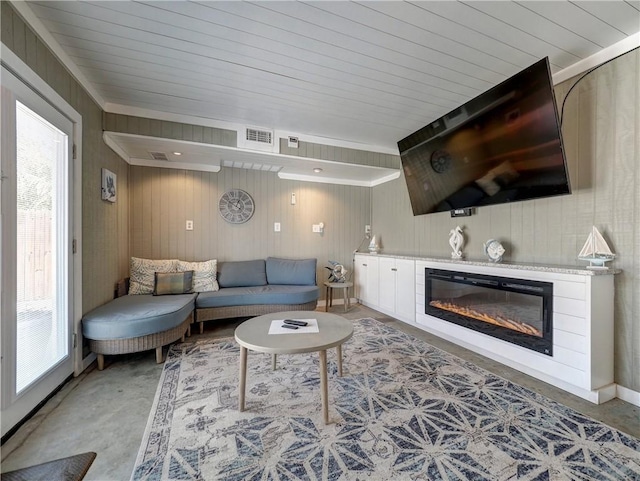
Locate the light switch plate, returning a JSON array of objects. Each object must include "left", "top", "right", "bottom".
[
  {"left": 312, "top": 224, "right": 320, "bottom": 233},
  {"left": 274, "top": 222, "right": 281, "bottom": 232}
]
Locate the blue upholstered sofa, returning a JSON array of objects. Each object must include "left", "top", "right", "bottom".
[
  {"left": 195, "top": 258, "right": 319, "bottom": 333},
  {"left": 82, "top": 257, "right": 319, "bottom": 369}
]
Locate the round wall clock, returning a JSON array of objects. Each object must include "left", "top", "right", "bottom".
[
  {"left": 218, "top": 189, "right": 255, "bottom": 224},
  {"left": 430, "top": 149, "right": 452, "bottom": 173}
]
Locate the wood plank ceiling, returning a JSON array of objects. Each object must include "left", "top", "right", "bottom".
[{"left": 26, "top": 1, "right": 640, "bottom": 151}]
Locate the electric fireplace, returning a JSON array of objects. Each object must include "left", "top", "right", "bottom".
[{"left": 425, "top": 268, "right": 553, "bottom": 355}]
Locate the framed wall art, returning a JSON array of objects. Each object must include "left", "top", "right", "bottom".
[{"left": 101, "top": 168, "right": 116, "bottom": 203}]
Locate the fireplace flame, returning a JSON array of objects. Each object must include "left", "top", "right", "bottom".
[{"left": 430, "top": 300, "right": 542, "bottom": 337}]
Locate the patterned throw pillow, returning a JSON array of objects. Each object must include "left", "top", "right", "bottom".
[
  {"left": 176, "top": 259, "right": 219, "bottom": 292},
  {"left": 129, "top": 257, "right": 178, "bottom": 295},
  {"left": 153, "top": 271, "right": 194, "bottom": 296}
]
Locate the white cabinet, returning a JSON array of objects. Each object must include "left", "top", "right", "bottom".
[
  {"left": 359, "top": 254, "right": 616, "bottom": 403},
  {"left": 378, "top": 257, "right": 415, "bottom": 324},
  {"left": 395, "top": 259, "right": 417, "bottom": 323},
  {"left": 354, "top": 254, "right": 378, "bottom": 306},
  {"left": 378, "top": 257, "right": 396, "bottom": 312},
  {"left": 355, "top": 254, "right": 415, "bottom": 324},
  {"left": 414, "top": 259, "right": 615, "bottom": 404}
]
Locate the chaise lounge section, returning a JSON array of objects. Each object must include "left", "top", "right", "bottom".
[{"left": 82, "top": 292, "right": 195, "bottom": 370}]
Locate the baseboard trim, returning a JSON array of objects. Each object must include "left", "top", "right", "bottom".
[{"left": 616, "top": 384, "right": 640, "bottom": 407}]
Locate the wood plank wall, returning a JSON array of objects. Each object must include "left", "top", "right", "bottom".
[
  {"left": 2, "top": 4, "right": 130, "bottom": 315},
  {"left": 103, "top": 113, "right": 236, "bottom": 147},
  {"left": 372, "top": 50, "right": 640, "bottom": 392},
  {"left": 129, "top": 166, "right": 371, "bottom": 294},
  {"left": 279, "top": 138, "right": 400, "bottom": 168}
]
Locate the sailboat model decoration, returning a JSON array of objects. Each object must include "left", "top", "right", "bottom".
[
  {"left": 368, "top": 235, "right": 380, "bottom": 254},
  {"left": 578, "top": 226, "right": 615, "bottom": 269}
]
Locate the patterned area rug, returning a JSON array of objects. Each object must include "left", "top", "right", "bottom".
[{"left": 132, "top": 318, "right": 639, "bottom": 480}]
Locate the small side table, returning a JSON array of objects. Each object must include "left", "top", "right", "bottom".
[{"left": 324, "top": 281, "right": 353, "bottom": 313}]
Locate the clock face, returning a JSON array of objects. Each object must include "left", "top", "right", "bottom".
[
  {"left": 430, "top": 149, "right": 452, "bottom": 173},
  {"left": 218, "top": 189, "right": 255, "bottom": 224}
]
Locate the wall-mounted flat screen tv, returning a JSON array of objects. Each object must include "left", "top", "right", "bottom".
[{"left": 398, "top": 58, "right": 570, "bottom": 216}]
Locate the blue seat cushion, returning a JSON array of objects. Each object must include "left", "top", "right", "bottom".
[
  {"left": 266, "top": 257, "right": 316, "bottom": 285},
  {"left": 82, "top": 293, "right": 196, "bottom": 340},
  {"left": 196, "top": 285, "right": 319, "bottom": 308}
]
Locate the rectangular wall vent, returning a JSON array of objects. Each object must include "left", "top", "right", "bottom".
[
  {"left": 238, "top": 126, "right": 276, "bottom": 152},
  {"left": 246, "top": 128, "right": 272, "bottom": 145},
  {"left": 149, "top": 151, "right": 169, "bottom": 161}
]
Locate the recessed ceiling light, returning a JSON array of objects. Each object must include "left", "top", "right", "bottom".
[
  {"left": 313, "top": 168, "right": 323, "bottom": 173},
  {"left": 173, "top": 151, "right": 182, "bottom": 156}
]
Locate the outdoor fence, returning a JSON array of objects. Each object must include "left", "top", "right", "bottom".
[{"left": 16, "top": 209, "right": 52, "bottom": 302}]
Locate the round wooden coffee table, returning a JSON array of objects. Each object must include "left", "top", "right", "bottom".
[{"left": 234, "top": 310, "right": 353, "bottom": 424}]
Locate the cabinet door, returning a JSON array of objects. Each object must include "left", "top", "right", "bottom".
[
  {"left": 354, "top": 255, "right": 368, "bottom": 302},
  {"left": 395, "top": 259, "right": 416, "bottom": 323},
  {"left": 378, "top": 257, "right": 397, "bottom": 312},
  {"left": 365, "top": 256, "right": 379, "bottom": 305}
]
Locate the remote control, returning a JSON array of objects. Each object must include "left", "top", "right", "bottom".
[
  {"left": 284, "top": 319, "right": 308, "bottom": 327},
  {"left": 281, "top": 324, "right": 298, "bottom": 330}
]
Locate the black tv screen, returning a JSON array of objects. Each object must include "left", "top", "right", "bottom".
[{"left": 398, "top": 58, "right": 570, "bottom": 216}]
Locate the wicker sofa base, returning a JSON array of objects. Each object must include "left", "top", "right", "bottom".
[
  {"left": 89, "top": 312, "right": 193, "bottom": 370},
  {"left": 196, "top": 300, "right": 317, "bottom": 333}
]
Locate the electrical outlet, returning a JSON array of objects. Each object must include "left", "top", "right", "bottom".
[
  {"left": 312, "top": 224, "right": 320, "bottom": 233},
  {"left": 186, "top": 220, "right": 194, "bottom": 231},
  {"left": 274, "top": 222, "right": 281, "bottom": 232},
  {"left": 365, "top": 225, "right": 371, "bottom": 234}
]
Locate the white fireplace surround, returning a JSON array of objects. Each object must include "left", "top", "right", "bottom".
[
  {"left": 355, "top": 254, "right": 618, "bottom": 404},
  {"left": 416, "top": 259, "right": 615, "bottom": 404}
]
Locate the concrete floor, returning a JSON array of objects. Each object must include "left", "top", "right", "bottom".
[{"left": 1, "top": 305, "right": 638, "bottom": 480}]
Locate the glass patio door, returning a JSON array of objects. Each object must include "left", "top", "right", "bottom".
[{"left": 1, "top": 65, "right": 74, "bottom": 438}]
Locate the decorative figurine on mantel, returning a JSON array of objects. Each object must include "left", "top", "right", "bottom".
[
  {"left": 578, "top": 226, "right": 615, "bottom": 269},
  {"left": 449, "top": 226, "right": 465, "bottom": 259},
  {"left": 484, "top": 239, "right": 506, "bottom": 263},
  {"left": 368, "top": 235, "right": 381, "bottom": 254}
]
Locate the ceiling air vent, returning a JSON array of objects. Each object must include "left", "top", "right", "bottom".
[
  {"left": 149, "top": 151, "right": 169, "bottom": 161},
  {"left": 246, "top": 128, "right": 272, "bottom": 144},
  {"left": 238, "top": 126, "right": 276, "bottom": 152}
]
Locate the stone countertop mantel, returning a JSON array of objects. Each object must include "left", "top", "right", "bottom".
[{"left": 354, "top": 252, "right": 620, "bottom": 276}]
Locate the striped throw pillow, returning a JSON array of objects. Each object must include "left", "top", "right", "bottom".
[{"left": 153, "top": 271, "right": 194, "bottom": 296}]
